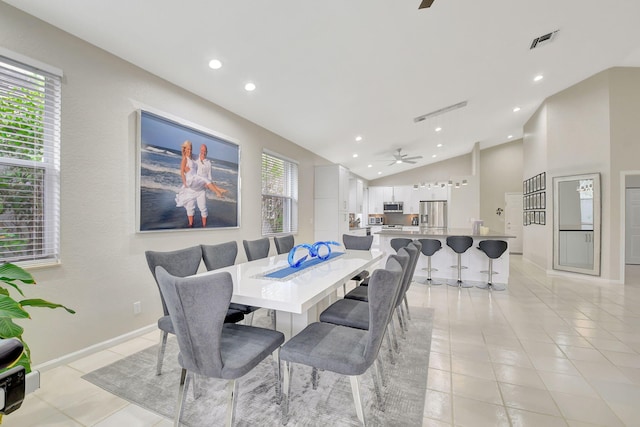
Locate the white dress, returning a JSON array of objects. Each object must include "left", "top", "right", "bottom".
[{"left": 175, "top": 157, "right": 211, "bottom": 208}]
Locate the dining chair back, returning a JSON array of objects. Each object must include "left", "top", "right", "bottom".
[
  {"left": 201, "top": 241, "right": 263, "bottom": 325},
  {"left": 243, "top": 237, "right": 271, "bottom": 261},
  {"left": 145, "top": 246, "right": 243, "bottom": 376},
  {"left": 342, "top": 234, "right": 374, "bottom": 251},
  {"left": 201, "top": 241, "right": 238, "bottom": 270},
  {"left": 274, "top": 234, "right": 295, "bottom": 255},
  {"left": 155, "top": 267, "right": 285, "bottom": 427}
]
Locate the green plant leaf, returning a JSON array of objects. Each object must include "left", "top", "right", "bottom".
[
  {"left": 0, "top": 263, "right": 36, "bottom": 284},
  {"left": 0, "top": 295, "right": 30, "bottom": 319},
  {"left": 0, "top": 317, "right": 25, "bottom": 338},
  {"left": 20, "top": 299, "right": 76, "bottom": 314}
]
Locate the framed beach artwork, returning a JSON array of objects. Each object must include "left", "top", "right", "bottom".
[{"left": 136, "top": 110, "right": 240, "bottom": 232}]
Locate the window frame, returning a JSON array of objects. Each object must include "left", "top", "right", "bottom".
[
  {"left": 0, "top": 49, "right": 62, "bottom": 267},
  {"left": 261, "top": 150, "right": 298, "bottom": 236}
]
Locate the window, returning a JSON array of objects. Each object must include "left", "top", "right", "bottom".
[
  {"left": 0, "top": 53, "right": 61, "bottom": 265},
  {"left": 261, "top": 151, "right": 298, "bottom": 235}
]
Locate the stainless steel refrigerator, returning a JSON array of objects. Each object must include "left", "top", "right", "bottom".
[{"left": 419, "top": 200, "right": 448, "bottom": 229}]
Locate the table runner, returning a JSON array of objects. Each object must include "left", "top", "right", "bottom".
[{"left": 264, "top": 251, "right": 344, "bottom": 279}]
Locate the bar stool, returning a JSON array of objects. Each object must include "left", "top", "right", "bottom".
[
  {"left": 446, "top": 236, "right": 473, "bottom": 288},
  {"left": 390, "top": 238, "right": 413, "bottom": 253},
  {"left": 476, "top": 240, "right": 508, "bottom": 291},
  {"left": 417, "top": 239, "right": 443, "bottom": 286}
]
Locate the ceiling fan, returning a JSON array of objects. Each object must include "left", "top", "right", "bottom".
[
  {"left": 418, "top": 0, "right": 436, "bottom": 9},
  {"left": 386, "top": 148, "right": 423, "bottom": 166}
]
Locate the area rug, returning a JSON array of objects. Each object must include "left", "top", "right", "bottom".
[{"left": 83, "top": 307, "right": 434, "bottom": 426}]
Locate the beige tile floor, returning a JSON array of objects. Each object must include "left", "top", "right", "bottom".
[{"left": 6, "top": 256, "right": 640, "bottom": 426}]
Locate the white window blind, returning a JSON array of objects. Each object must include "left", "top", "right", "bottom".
[
  {"left": 0, "top": 55, "right": 61, "bottom": 266},
  {"left": 261, "top": 151, "right": 298, "bottom": 235}
]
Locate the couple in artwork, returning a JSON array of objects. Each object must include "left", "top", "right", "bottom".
[{"left": 175, "top": 140, "right": 227, "bottom": 228}]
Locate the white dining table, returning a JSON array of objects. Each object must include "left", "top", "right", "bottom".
[{"left": 195, "top": 248, "right": 384, "bottom": 340}]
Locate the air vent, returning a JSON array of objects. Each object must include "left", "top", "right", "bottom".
[
  {"left": 530, "top": 30, "right": 559, "bottom": 50},
  {"left": 413, "top": 101, "right": 468, "bottom": 123}
]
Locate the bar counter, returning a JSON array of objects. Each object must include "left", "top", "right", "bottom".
[{"left": 375, "top": 228, "right": 515, "bottom": 285}]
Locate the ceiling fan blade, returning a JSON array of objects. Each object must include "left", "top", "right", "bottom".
[
  {"left": 419, "top": 0, "right": 435, "bottom": 9},
  {"left": 388, "top": 160, "right": 398, "bottom": 166},
  {"left": 403, "top": 156, "right": 423, "bottom": 161},
  {"left": 404, "top": 160, "right": 417, "bottom": 164}
]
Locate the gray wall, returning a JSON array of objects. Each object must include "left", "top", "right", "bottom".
[{"left": 0, "top": 3, "right": 329, "bottom": 364}]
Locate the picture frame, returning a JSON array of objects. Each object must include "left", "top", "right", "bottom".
[
  {"left": 523, "top": 211, "right": 528, "bottom": 226},
  {"left": 540, "top": 211, "right": 546, "bottom": 225},
  {"left": 534, "top": 211, "right": 540, "bottom": 224},
  {"left": 541, "top": 191, "right": 546, "bottom": 209},
  {"left": 136, "top": 109, "right": 241, "bottom": 232},
  {"left": 541, "top": 172, "right": 546, "bottom": 190}
]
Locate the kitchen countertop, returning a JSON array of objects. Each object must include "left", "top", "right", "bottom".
[
  {"left": 375, "top": 227, "right": 516, "bottom": 239},
  {"left": 348, "top": 226, "right": 371, "bottom": 230}
]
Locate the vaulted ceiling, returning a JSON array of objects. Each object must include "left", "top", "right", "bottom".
[{"left": 5, "top": 0, "right": 640, "bottom": 179}]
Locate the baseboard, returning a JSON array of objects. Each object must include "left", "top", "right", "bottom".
[{"left": 33, "top": 324, "right": 157, "bottom": 372}]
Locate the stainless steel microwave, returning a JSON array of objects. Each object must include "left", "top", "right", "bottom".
[{"left": 383, "top": 201, "right": 403, "bottom": 213}]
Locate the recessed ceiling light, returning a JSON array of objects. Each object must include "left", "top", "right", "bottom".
[
  {"left": 378, "top": 171, "right": 382, "bottom": 175},
  {"left": 353, "top": 154, "right": 358, "bottom": 158},
  {"left": 508, "top": 135, "right": 513, "bottom": 139},
  {"left": 436, "top": 143, "right": 443, "bottom": 148},
  {"left": 355, "top": 136, "right": 363, "bottom": 142},
  {"left": 435, "top": 127, "right": 442, "bottom": 132},
  {"left": 244, "top": 82, "right": 256, "bottom": 92},
  {"left": 208, "top": 59, "right": 222, "bottom": 70},
  {"left": 513, "top": 107, "right": 521, "bottom": 112},
  {"left": 367, "top": 164, "right": 372, "bottom": 168},
  {"left": 432, "top": 154, "right": 437, "bottom": 158},
  {"left": 534, "top": 74, "right": 544, "bottom": 82}
]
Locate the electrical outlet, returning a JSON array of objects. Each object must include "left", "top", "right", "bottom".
[{"left": 133, "top": 301, "right": 142, "bottom": 315}]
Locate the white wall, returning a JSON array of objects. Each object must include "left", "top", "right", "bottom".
[{"left": 0, "top": 3, "right": 329, "bottom": 364}]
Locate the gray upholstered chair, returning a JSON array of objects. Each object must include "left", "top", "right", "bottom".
[
  {"left": 201, "top": 241, "right": 263, "bottom": 326},
  {"left": 280, "top": 258, "right": 404, "bottom": 426},
  {"left": 274, "top": 234, "right": 295, "bottom": 255},
  {"left": 145, "top": 246, "right": 244, "bottom": 376},
  {"left": 155, "top": 267, "right": 285, "bottom": 427},
  {"left": 390, "top": 237, "right": 413, "bottom": 252},
  {"left": 243, "top": 237, "right": 271, "bottom": 261},
  {"left": 319, "top": 250, "right": 411, "bottom": 364},
  {"left": 342, "top": 234, "right": 374, "bottom": 295}
]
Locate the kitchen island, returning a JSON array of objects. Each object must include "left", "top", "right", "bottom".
[{"left": 376, "top": 228, "right": 516, "bottom": 285}]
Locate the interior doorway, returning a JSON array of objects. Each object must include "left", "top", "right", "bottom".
[{"left": 504, "top": 192, "right": 523, "bottom": 254}]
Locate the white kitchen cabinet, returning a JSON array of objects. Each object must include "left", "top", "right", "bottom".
[
  {"left": 558, "top": 230, "right": 594, "bottom": 269},
  {"left": 382, "top": 186, "right": 394, "bottom": 203},
  {"left": 348, "top": 177, "right": 365, "bottom": 213},
  {"left": 393, "top": 186, "right": 412, "bottom": 205},
  {"left": 368, "top": 187, "right": 384, "bottom": 214},
  {"left": 314, "top": 165, "right": 350, "bottom": 242}
]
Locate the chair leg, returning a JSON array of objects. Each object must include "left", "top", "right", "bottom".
[
  {"left": 342, "top": 282, "right": 347, "bottom": 296},
  {"left": 384, "top": 329, "right": 396, "bottom": 364},
  {"left": 246, "top": 311, "right": 255, "bottom": 326},
  {"left": 174, "top": 368, "right": 188, "bottom": 427},
  {"left": 271, "top": 309, "right": 277, "bottom": 330},
  {"left": 311, "top": 367, "right": 320, "bottom": 390},
  {"left": 371, "top": 362, "right": 385, "bottom": 412},
  {"left": 225, "top": 379, "right": 238, "bottom": 427},
  {"left": 396, "top": 307, "right": 407, "bottom": 336},
  {"left": 282, "top": 361, "right": 293, "bottom": 425},
  {"left": 273, "top": 348, "right": 282, "bottom": 404},
  {"left": 349, "top": 375, "right": 367, "bottom": 426},
  {"left": 375, "top": 354, "right": 387, "bottom": 387},
  {"left": 389, "top": 318, "right": 400, "bottom": 353},
  {"left": 403, "top": 295, "right": 412, "bottom": 321},
  {"left": 156, "top": 330, "right": 168, "bottom": 376}
]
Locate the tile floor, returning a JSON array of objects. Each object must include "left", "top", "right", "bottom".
[{"left": 7, "top": 256, "right": 640, "bottom": 426}]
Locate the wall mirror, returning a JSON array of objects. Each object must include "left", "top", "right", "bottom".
[{"left": 553, "top": 173, "right": 601, "bottom": 275}]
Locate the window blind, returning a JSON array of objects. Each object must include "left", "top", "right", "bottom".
[
  {"left": 0, "top": 55, "right": 61, "bottom": 265},
  {"left": 261, "top": 151, "right": 298, "bottom": 235}
]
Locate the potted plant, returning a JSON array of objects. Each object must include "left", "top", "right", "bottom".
[{"left": 0, "top": 263, "right": 75, "bottom": 374}]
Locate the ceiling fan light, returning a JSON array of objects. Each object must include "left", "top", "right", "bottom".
[{"left": 396, "top": 160, "right": 403, "bottom": 164}]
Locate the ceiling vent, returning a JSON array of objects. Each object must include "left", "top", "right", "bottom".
[
  {"left": 530, "top": 30, "right": 559, "bottom": 50},
  {"left": 413, "top": 101, "right": 468, "bottom": 123}
]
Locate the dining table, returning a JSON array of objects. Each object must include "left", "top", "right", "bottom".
[{"left": 194, "top": 248, "right": 384, "bottom": 340}]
